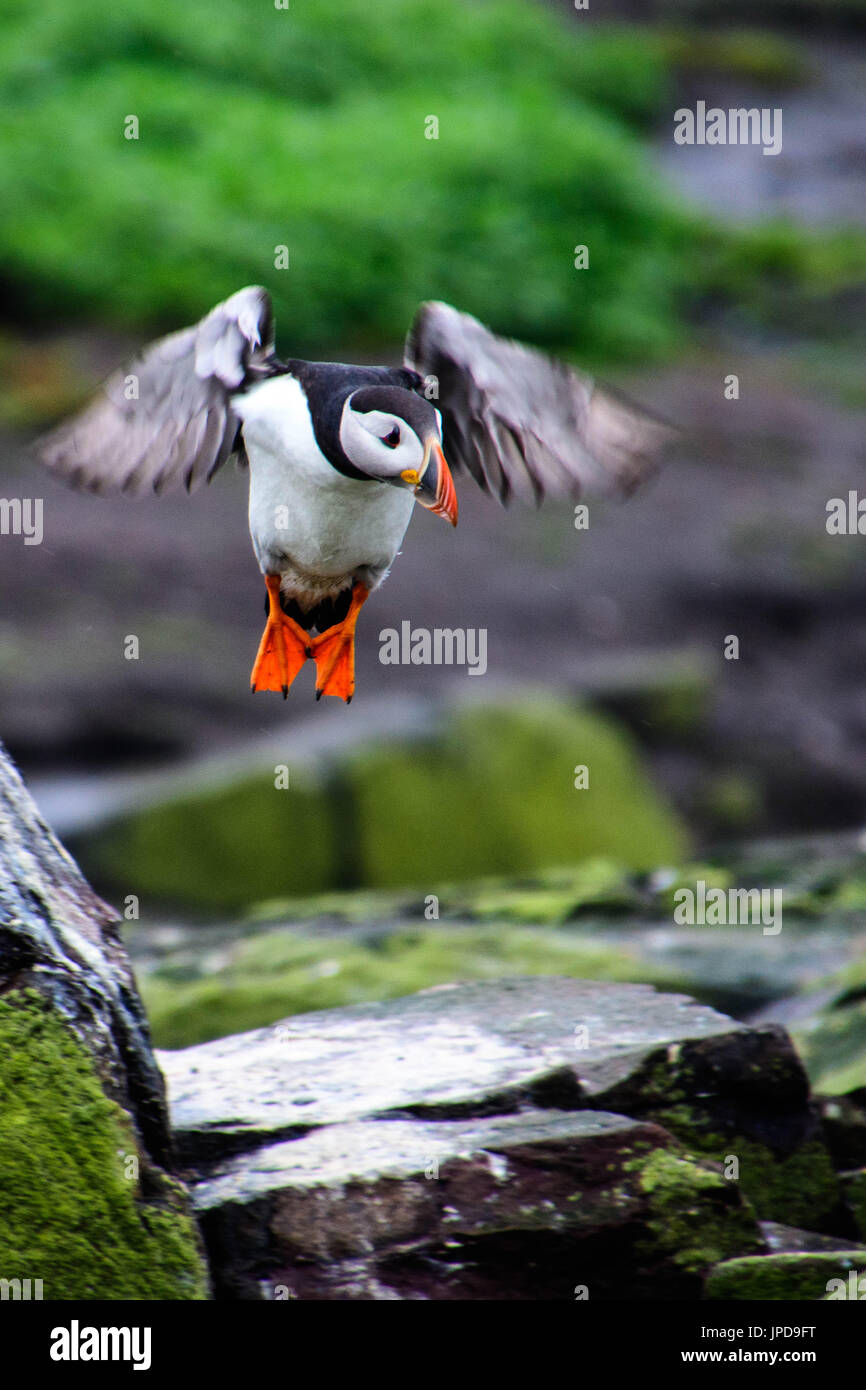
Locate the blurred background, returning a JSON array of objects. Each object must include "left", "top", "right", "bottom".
[{"left": 1, "top": 0, "right": 865, "bottom": 1091}]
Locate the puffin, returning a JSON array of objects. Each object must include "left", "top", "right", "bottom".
[{"left": 36, "top": 286, "right": 669, "bottom": 702}]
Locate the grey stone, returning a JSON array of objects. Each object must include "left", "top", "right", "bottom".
[
  {"left": 193, "top": 1107, "right": 759, "bottom": 1300},
  {"left": 160, "top": 977, "right": 743, "bottom": 1160},
  {"left": 160, "top": 977, "right": 792, "bottom": 1298}
]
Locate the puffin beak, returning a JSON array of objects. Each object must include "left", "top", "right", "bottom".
[{"left": 409, "top": 437, "right": 458, "bottom": 526}]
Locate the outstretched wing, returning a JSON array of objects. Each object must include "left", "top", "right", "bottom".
[
  {"left": 36, "top": 286, "right": 276, "bottom": 496},
  {"left": 405, "top": 301, "right": 673, "bottom": 506}
]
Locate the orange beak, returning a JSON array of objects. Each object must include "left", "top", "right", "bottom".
[{"left": 413, "top": 437, "right": 458, "bottom": 526}]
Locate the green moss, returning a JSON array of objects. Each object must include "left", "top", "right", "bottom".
[
  {"left": 249, "top": 886, "right": 422, "bottom": 926},
  {"left": 250, "top": 860, "right": 642, "bottom": 928},
  {"left": 728, "top": 1139, "right": 837, "bottom": 1230},
  {"left": 631, "top": 1149, "right": 760, "bottom": 1274},
  {"left": 649, "top": 1108, "right": 839, "bottom": 1230},
  {"left": 706, "top": 1251, "right": 866, "bottom": 1302},
  {"left": 0, "top": 992, "right": 208, "bottom": 1300},
  {"left": 141, "top": 922, "right": 679, "bottom": 1049},
  {"left": 618, "top": 1049, "right": 840, "bottom": 1229},
  {"left": 445, "top": 860, "right": 641, "bottom": 924}
]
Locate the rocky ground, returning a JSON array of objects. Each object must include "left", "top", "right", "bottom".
[
  {"left": 162, "top": 976, "right": 866, "bottom": 1300},
  {"left": 8, "top": 732, "right": 866, "bottom": 1302}
]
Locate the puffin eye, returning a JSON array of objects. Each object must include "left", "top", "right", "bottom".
[{"left": 382, "top": 426, "right": 401, "bottom": 449}]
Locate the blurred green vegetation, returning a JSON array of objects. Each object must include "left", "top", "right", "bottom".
[{"left": 0, "top": 0, "right": 863, "bottom": 365}]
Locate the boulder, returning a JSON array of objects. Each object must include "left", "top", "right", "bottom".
[
  {"left": 160, "top": 977, "right": 837, "bottom": 1299},
  {"left": 0, "top": 739, "right": 208, "bottom": 1300}
]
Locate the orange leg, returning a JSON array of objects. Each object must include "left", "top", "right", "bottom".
[
  {"left": 250, "top": 575, "right": 312, "bottom": 698},
  {"left": 310, "top": 583, "right": 369, "bottom": 703}
]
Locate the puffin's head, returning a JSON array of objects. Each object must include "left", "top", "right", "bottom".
[{"left": 339, "top": 385, "right": 457, "bottom": 525}]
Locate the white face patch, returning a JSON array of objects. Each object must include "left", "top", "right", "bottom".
[
  {"left": 339, "top": 402, "right": 426, "bottom": 481},
  {"left": 356, "top": 410, "right": 403, "bottom": 442}
]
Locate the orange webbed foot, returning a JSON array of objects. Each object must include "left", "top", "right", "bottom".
[
  {"left": 251, "top": 576, "right": 312, "bottom": 698},
  {"left": 311, "top": 582, "right": 369, "bottom": 704}
]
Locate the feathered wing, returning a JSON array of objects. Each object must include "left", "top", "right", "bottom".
[
  {"left": 404, "top": 301, "right": 674, "bottom": 505},
  {"left": 35, "top": 286, "right": 275, "bottom": 496}
]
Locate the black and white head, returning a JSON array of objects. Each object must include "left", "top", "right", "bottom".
[{"left": 339, "top": 384, "right": 457, "bottom": 523}]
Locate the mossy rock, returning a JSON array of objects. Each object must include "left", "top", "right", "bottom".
[
  {"left": 442, "top": 859, "right": 642, "bottom": 924},
  {"left": 76, "top": 764, "right": 338, "bottom": 913},
  {"left": 695, "top": 1137, "right": 839, "bottom": 1232},
  {"left": 600, "top": 1036, "right": 842, "bottom": 1230},
  {"left": 0, "top": 993, "right": 208, "bottom": 1300},
  {"left": 139, "top": 922, "right": 679, "bottom": 1050},
  {"left": 344, "top": 700, "right": 687, "bottom": 891},
  {"left": 250, "top": 858, "right": 642, "bottom": 927},
  {"left": 626, "top": 1112, "right": 840, "bottom": 1232},
  {"left": 706, "top": 1251, "right": 866, "bottom": 1301},
  {"left": 76, "top": 697, "right": 687, "bottom": 913},
  {"left": 646, "top": 1110, "right": 840, "bottom": 1232},
  {"left": 632, "top": 1148, "right": 762, "bottom": 1275}
]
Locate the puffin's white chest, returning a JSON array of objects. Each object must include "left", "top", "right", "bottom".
[{"left": 233, "top": 375, "right": 415, "bottom": 595}]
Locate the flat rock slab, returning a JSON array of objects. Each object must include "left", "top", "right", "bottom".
[
  {"left": 160, "top": 977, "right": 743, "bottom": 1160},
  {"left": 195, "top": 1107, "right": 761, "bottom": 1299},
  {"left": 197, "top": 1110, "right": 669, "bottom": 1256}
]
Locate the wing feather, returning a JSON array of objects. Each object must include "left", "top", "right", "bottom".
[
  {"left": 405, "top": 301, "right": 674, "bottom": 505},
  {"left": 36, "top": 286, "right": 275, "bottom": 497}
]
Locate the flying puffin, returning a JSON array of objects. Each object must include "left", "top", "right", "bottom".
[{"left": 36, "top": 286, "right": 669, "bottom": 702}]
